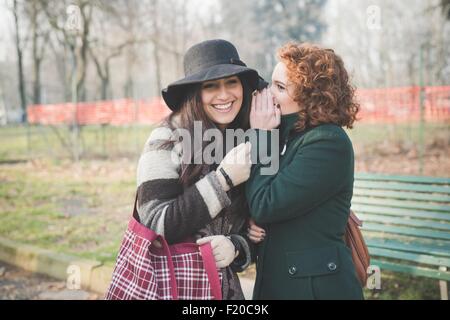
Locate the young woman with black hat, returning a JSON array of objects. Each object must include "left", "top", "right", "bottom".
[{"left": 136, "top": 39, "right": 266, "bottom": 300}]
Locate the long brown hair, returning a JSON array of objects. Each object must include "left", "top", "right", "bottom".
[{"left": 158, "top": 75, "right": 252, "bottom": 225}]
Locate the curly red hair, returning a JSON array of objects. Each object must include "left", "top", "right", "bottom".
[{"left": 278, "top": 42, "right": 359, "bottom": 131}]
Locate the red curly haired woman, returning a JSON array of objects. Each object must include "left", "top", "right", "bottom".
[{"left": 246, "top": 42, "right": 363, "bottom": 299}]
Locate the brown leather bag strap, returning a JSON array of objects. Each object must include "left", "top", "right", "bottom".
[
  {"left": 349, "top": 210, "right": 363, "bottom": 227},
  {"left": 345, "top": 210, "right": 370, "bottom": 287}
]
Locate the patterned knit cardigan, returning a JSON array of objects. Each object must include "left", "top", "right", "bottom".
[{"left": 136, "top": 121, "right": 253, "bottom": 299}]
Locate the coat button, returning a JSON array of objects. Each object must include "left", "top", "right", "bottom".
[
  {"left": 327, "top": 262, "right": 337, "bottom": 271},
  {"left": 288, "top": 266, "right": 297, "bottom": 275}
]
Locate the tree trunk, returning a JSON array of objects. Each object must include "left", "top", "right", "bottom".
[
  {"left": 12, "top": 0, "right": 27, "bottom": 122},
  {"left": 101, "top": 62, "right": 111, "bottom": 100},
  {"left": 77, "top": 3, "right": 93, "bottom": 102},
  {"left": 33, "top": 58, "right": 42, "bottom": 104},
  {"left": 124, "top": 47, "right": 135, "bottom": 98},
  {"left": 151, "top": 0, "right": 162, "bottom": 96},
  {"left": 31, "top": 1, "right": 42, "bottom": 104}
]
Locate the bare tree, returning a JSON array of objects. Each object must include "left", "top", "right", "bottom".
[
  {"left": 149, "top": 0, "right": 162, "bottom": 96},
  {"left": 441, "top": 0, "right": 450, "bottom": 19},
  {"left": 26, "top": 0, "right": 50, "bottom": 104},
  {"left": 322, "top": 0, "right": 450, "bottom": 88},
  {"left": 10, "top": 0, "right": 27, "bottom": 122},
  {"left": 88, "top": 1, "right": 151, "bottom": 100},
  {"left": 218, "top": 0, "right": 328, "bottom": 79},
  {"left": 40, "top": 0, "right": 95, "bottom": 102}
]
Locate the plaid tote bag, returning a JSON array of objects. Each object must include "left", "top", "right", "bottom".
[{"left": 105, "top": 194, "right": 223, "bottom": 300}]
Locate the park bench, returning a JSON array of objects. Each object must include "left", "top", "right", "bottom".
[{"left": 351, "top": 173, "right": 450, "bottom": 299}]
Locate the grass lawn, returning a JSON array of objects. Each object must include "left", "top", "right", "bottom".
[{"left": 0, "top": 157, "right": 136, "bottom": 265}]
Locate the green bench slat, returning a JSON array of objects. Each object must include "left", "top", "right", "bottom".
[
  {"left": 362, "top": 230, "right": 450, "bottom": 249},
  {"left": 353, "top": 173, "right": 450, "bottom": 281},
  {"left": 369, "top": 259, "right": 450, "bottom": 281},
  {"left": 354, "top": 181, "right": 450, "bottom": 194},
  {"left": 351, "top": 196, "right": 450, "bottom": 213},
  {"left": 362, "top": 222, "right": 450, "bottom": 241},
  {"left": 358, "top": 213, "right": 450, "bottom": 231},
  {"left": 366, "top": 238, "right": 450, "bottom": 258},
  {"left": 351, "top": 204, "right": 450, "bottom": 221},
  {"left": 355, "top": 173, "right": 450, "bottom": 185},
  {"left": 369, "top": 247, "right": 450, "bottom": 267},
  {"left": 353, "top": 189, "right": 450, "bottom": 203}
]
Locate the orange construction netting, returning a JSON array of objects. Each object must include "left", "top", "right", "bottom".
[{"left": 27, "top": 86, "right": 450, "bottom": 125}]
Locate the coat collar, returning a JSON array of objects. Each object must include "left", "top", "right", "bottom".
[{"left": 279, "top": 112, "right": 299, "bottom": 141}]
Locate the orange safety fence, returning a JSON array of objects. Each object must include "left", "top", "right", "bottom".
[
  {"left": 27, "top": 98, "right": 171, "bottom": 125},
  {"left": 27, "top": 86, "right": 450, "bottom": 125},
  {"left": 356, "top": 85, "right": 450, "bottom": 123}
]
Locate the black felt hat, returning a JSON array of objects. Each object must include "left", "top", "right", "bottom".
[{"left": 162, "top": 39, "right": 267, "bottom": 111}]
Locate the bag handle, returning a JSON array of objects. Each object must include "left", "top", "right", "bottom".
[
  {"left": 132, "top": 192, "right": 178, "bottom": 298},
  {"left": 349, "top": 209, "right": 363, "bottom": 227},
  {"left": 159, "top": 235, "right": 180, "bottom": 299},
  {"left": 199, "top": 243, "right": 223, "bottom": 300},
  {"left": 133, "top": 191, "right": 221, "bottom": 300}
]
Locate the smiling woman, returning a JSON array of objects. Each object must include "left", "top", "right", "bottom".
[
  {"left": 246, "top": 42, "right": 363, "bottom": 300},
  {"left": 201, "top": 76, "right": 244, "bottom": 129},
  {"left": 106, "top": 39, "right": 266, "bottom": 300}
]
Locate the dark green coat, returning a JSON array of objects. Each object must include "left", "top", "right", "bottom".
[{"left": 245, "top": 113, "right": 364, "bottom": 300}]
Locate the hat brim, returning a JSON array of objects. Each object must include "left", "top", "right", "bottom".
[{"left": 162, "top": 64, "right": 260, "bottom": 111}]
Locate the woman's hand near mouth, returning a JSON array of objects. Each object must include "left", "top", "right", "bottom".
[{"left": 250, "top": 88, "right": 281, "bottom": 130}]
